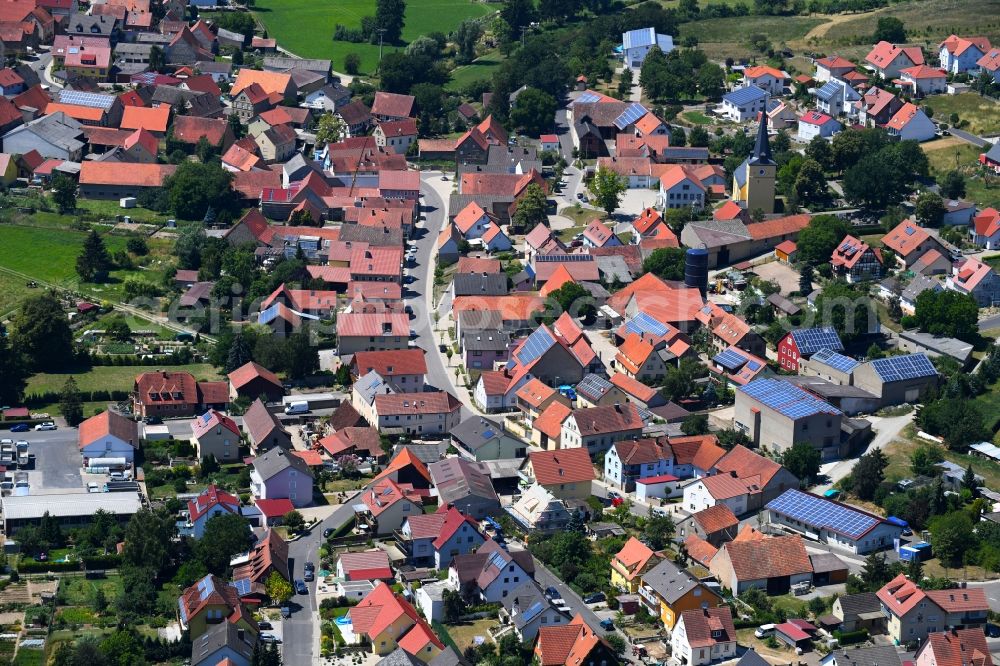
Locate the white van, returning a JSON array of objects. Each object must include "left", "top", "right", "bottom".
[
  {"left": 284, "top": 401, "right": 309, "bottom": 415},
  {"left": 755, "top": 624, "right": 776, "bottom": 638}
]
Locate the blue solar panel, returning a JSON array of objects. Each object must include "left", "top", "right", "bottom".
[
  {"left": 576, "top": 91, "right": 603, "bottom": 104},
  {"left": 870, "top": 353, "right": 937, "bottom": 382},
  {"left": 766, "top": 489, "right": 880, "bottom": 539},
  {"left": 58, "top": 90, "right": 116, "bottom": 110},
  {"left": 724, "top": 85, "right": 768, "bottom": 106},
  {"left": 713, "top": 348, "right": 748, "bottom": 372},
  {"left": 482, "top": 429, "right": 496, "bottom": 439},
  {"left": 230, "top": 578, "right": 251, "bottom": 596},
  {"left": 746, "top": 361, "right": 761, "bottom": 372},
  {"left": 790, "top": 328, "right": 844, "bottom": 356},
  {"left": 615, "top": 102, "right": 648, "bottom": 129},
  {"left": 624, "top": 312, "right": 669, "bottom": 338},
  {"left": 515, "top": 327, "right": 555, "bottom": 366},
  {"left": 739, "top": 379, "right": 842, "bottom": 419},
  {"left": 811, "top": 348, "right": 859, "bottom": 373}
]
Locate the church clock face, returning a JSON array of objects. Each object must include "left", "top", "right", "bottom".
[{"left": 758, "top": 168, "right": 767, "bottom": 176}]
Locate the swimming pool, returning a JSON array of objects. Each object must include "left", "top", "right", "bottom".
[{"left": 335, "top": 615, "right": 351, "bottom": 626}]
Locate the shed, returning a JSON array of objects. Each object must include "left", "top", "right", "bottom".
[
  {"left": 775, "top": 619, "right": 816, "bottom": 649},
  {"left": 809, "top": 552, "right": 848, "bottom": 586},
  {"left": 775, "top": 240, "right": 798, "bottom": 263}
]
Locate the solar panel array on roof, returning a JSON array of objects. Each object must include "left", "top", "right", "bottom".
[
  {"left": 790, "top": 328, "right": 844, "bottom": 355},
  {"left": 536, "top": 253, "right": 593, "bottom": 263},
  {"left": 59, "top": 90, "right": 116, "bottom": 110},
  {"left": 615, "top": 102, "right": 648, "bottom": 129},
  {"left": 487, "top": 550, "right": 507, "bottom": 570},
  {"left": 576, "top": 91, "right": 603, "bottom": 104},
  {"left": 515, "top": 327, "right": 555, "bottom": 366},
  {"left": 869, "top": 353, "right": 937, "bottom": 382},
  {"left": 811, "top": 348, "right": 859, "bottom": 373},
  {"left": 766, "top": 489, "right": 880, "bottom": 539},
  {"left": 724, "top": 86, "right": 768, "bottom": 106},
  {"left": 624, "top": 312, "right": 669, "bottom": 338},
  {"left": 230, "top": 578, "right": 251, "bottom": 596},
  {"left": 197, "top": 576, "right": 214, "bottom": 600},
  {"left": 714, "top": 348, "right": 749, "bottom": 372},
  {"left": 746, "top": 360, "right": 761, "bottom": 371},
  {"left": 740, "top": 379, "right": 842, "bottom": 419}
]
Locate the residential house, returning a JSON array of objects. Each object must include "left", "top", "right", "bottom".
[
  {"left": 373, "top": 119, "right": 417, "bottom": 155},
  {"left": 78, "top": 409, "right": 139, "bottom": 465},
  {"left": 79, "top": 162, "right": 176, "bottom": 199},
  {"left": 498, "top": 581, "right": 568, "bottom": 644},
  {"left": 427, "top": 457, "right": 501, "bottom": 520},
  {"left": 777, "top": 327, "right": 845, "bottom": 372},
  {"left": 639, "top": 558, "right": 723, "bottom": 631},
  {"left": 228, "top": 362, "right": 283, "bottom": 404},
  {"left": 915, "top": 629, "right": 992, "bottom": 666},
  {"left": 899, "top": 66, "right": 948, "bottom": 96},
  {"left": 815, "top": 55, "right": 857, "bottom": 82},
  {"left": 319, "top": 426, "right": 382, "bottom": 462},
  {"left": 534, "top": 614, "right": 618, "bottom": 666},
  {"left": 671, "top": 607, "right": 738, "bottom": 666},
  {"left": 677, "top": 504, "right": 740, "bottom": 547},
  {"left": 190, "top": 621, "right": 255, "bottom": 666},
  {"left": 186, "top": 485, "right": 241, "bottom": 539},
  {"left": 734, "top": 378, "right": 844, "bottom": 459},
  {"left": 709, "top": 346, "right": 769, "bottom": 386},
  {"left": 355, "top": 477, "right": 423, "bottom": 536},
  {"left": 242, "top": 398, "right": 292, "bottom": 454},
  {"left": 942, "top": 199, "right": 976, "bottom": 226},
  {"left": 249, "top": 447, "right": 314, "bottom": 507},
  {"left": 622, "top": 27, "right": 675, "bottom": 67},
  {"left": 351, "top": 350, "right": 427, "bottom": 392},
  {"left": 798, "top": 111, "right": 842, "bottom": 141},
  {"left": 583, "top": 219, "right": 622, "bottom": 248},
  {"left": 450, "top": 416, "right": 527, "bottom": 462},
  {"left": 947, "top": 257, "right": 1000, "bottom": 306},
  {"left": 336, "top": 312, "right": 410, "bottom": 355},
  {"left": 191, "top": 410, "right": 241, "bottom": 463},
  {"left": 719, "top": 86, "right": 769, "bottom": 123},
  {"left": 560, "top": 403, "right": 644, "bottom": 455},
  {"left": 831, "top": 592, "right": 886, "bottom": 634},
  {"left": 658, "top": 165, "right": 707, "bottom": 211},
  {"left": 230, "top": 529, "right": 290, "bottom": 598},
  {"left": 709, "top": 534, "right": 813, "bottom": 594},
  {"left": 524, "top": 447, "right": 594, "bottom": 501},
  {"left": 610, "top": 537, "right": 658, "bottom": 594},
  {"left": 886, "top": 103, "right": 936, "bottom": 142},
  {"left": 255, "top": 123, "right": 297, "bottom": 162},
  {"left": 449, "top": 539, "right": 535, "bottom": 603},
  {"left": 939, "top": 35, "right": 992, "bottom": 74},
  {"left": 177, "top": 574, "right": 257, "bottom": 641},
  {"left": 463, "top": 329, "right": 511, "bottom": 372},
  {"left": 172, "top": 115, "right": 234, "bottom": 152},
  {"left": 866, "top": 41, "right": 925, "bottom": 79},
  {"left": 831, "top": 235, "right": 883, "bottom": 282},
  {"left": 397, "top": 505, "right": 485, "bottom": 569},
  {"left": 971, "top": 208, "right": 1000, "bottom": 250},
  {"left": 697, "top": 304, "right": 767, "bottom": 357},
  {"left": 604, "top": 438, "right": 674, "bottom": 493},
  {"left": 857, "top": 87, "right": 903, "bottom": 127},
  {"left": 347, "top": 582, "right": 444, "bottom": 659},
  {"left": 742, "top": 65, "right": 786, "bottom": 95},
  {"left": 765, "top": 489, "right": 904, "bottom": 554},
  {"left": 883, "top": 219, "right": 949, "bottom": 268},
  {"left": 978, "top": 48, "right": 1000, "bottom": 83},
  {"left": 132, "top": 370, "right": 228, "bottom": 420},
  {"left": 507, "top": 483, "right": 575, "bottom": 532},
  {"left": 372, "top": 391, "right": 463, "bottom": 436},
  {"left": 336, "top": 550, "right": 393, "bottom": 583},
  {"left": 610, "top": 374, "right": 669, "bottom": 410},
  {"left": 615, "top": 333, "right": 670, "bottom": 384},
  {"left": 900, "top": 274, "right": 944, "bottom": 315},
  {"left": 877, "top": 574, "right": 989, "bottom": 644},
  {"left": 815, "top": 79, "right": 860, "bottom": 117}
]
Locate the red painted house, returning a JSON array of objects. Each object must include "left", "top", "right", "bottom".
[{"left": 777, "top": 327, "right": 845, "bottom": 372}]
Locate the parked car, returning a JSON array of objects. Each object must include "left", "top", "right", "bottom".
[
  {"left": 144, "top": 416, "right": 162, "bottom": 425},
  {"left": 259, "top": 634, "right": 282, "bottom": 644},
  {"left": 258, "top": 621, "right": 273, "bottom": 631},
  {"left": 9, "top": 423, "right": 29, "bottom": 432},
  {"left": 583, "top": 592, "right": 605, "bottom": 604},
  {"left": 599, "top": 619, "right": 615, "bottom": 630},
  {"left": 323, "top": 528, "right": 335, "bottom": 539},
  {"left": 34, "top": 422, "right": 56, "bottom": 431},
  {"left": 280, "top": 606, "right": 291, "bottom": 618},
  {"left": 544, "top": 586, "right": 559, "bottom": 600},
  {"left": 294, "top": 579, "right": 308, "bottom": 595},
  {"left": 755, "top": 624, "right": 776, "bottom": 638},
  {"left": 608, "top": 491, "right": 624, "bottom": 507},
  {"left": 87, "top": 482, "right": 100, "bottom": 493}
]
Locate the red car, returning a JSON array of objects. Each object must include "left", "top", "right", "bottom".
[{"left": 608, "top": 492, "right": 624, "bottom": 507}]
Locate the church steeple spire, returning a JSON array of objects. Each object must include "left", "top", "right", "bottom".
[{"left": 749, "top": 110, "right": 774, "bottom": 166}]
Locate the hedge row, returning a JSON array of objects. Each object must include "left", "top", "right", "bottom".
[
  {"left": 81, "top": 554, "right": 122, "bottom": 569},
  {"left": 17, "top": 554, "right": 122, "bottom": 573},
  {"left": 833, "top": 629, "right": 869, "bottom": 645},
  {"left": 87, "top": 354, "right": 195, "bottom": 367},
  {"left": 24, "top": 389, "right": 131, "bottom": 408}
]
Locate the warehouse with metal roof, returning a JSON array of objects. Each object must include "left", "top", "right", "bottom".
[{"left": 2, "top": 491, "right": 142, "bottom": 534}]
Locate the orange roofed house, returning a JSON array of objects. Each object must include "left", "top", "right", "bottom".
[
  {"left": 916, "top": 629, "right": 993, "bottom": 666},
  {"left": 611, "top": 536, "right": 659, "bottom": 593},
  {"left": 523, "top": 447, "right": 595, "bottom": 500},
  {"left": 348, "top": 581, "right": 444, "bottom": 659},
  {"left": 534, "top": 614, "right": 619, "bottom": 666},
  {"left": 133, "top": 370, "right": 228, "bottom": 419},
  {"left": 878, "top": 574, "right": 988, "bottom": 644}
]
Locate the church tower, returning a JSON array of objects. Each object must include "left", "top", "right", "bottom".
[{"left": 731, "top": 112, "right": 777, "bottom": 215}]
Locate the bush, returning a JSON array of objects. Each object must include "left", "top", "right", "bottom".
[
  {"left": 17, "top": 559, "right": 80, "bottom": 574},
  {"left": 834, "top": 629, "right": 869, "bottom": 645}
]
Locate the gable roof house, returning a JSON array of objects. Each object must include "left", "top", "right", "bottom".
[
  {"left": 534, "top": 614, "right": 618, "bottom": 666},
  {"left": 709, "top": 534, "right": 812, "bottom": 595},
  {"left": 915, "top": 629, "right": 993, "bottom": 666},
  {"left": 866, "top": 41, "right": 925, "bottom": 79},
  {"left": 185, "top": 485, "right": 241, "bottom": 539},
  {"left": 498, "top": 581, "right": 569, "bottom": 644},
  {"left": 427, "top": 457, "right": 500, "bottom": 520},
  {"left": 348, "top": 581, "right": 444, "bottom": 659},
  {"left": 178, "top": 574, "right": 257, "bottom": 641},
  {"left": 611, "top": 537, "right": 659, "bottom": 594},
  {"left": 230, "top": 528, "right": 290, "bottom": 598},
  {"left": 356, "top": 477, "right": 424, "bottom": 536},
  {"left": 241, "top": 398, "right": 292, "bottom": 454},
  {"left": 883, "top": 220, "right": 949, "bottom": 268},
  {"left": 78, "top": 409, "right": 139, "bottom": 465},
  {"left": 971, "top": 207, "right": 1000, "bottom": 250},
  {"left": 831, "top": 235, "right": 883, "bottom": 283},
  {"left": 877, "top": 574, "right": 989, "bottom": 644},
  {"left": 831, "top": 592, "right": 885, "bottom": 634},
  {"left": 132, "top": 370, "right": 228, "bottom": 419},
  {"left": 560, "top": 403, "right": 644, "bottom": 455},
  {"left": 603, "top": 437, "right": 676, "bottom": 494},
  {"left": 371, "top": 91, "right": 415, "bottom": 122},
  {"left": 676, "top": 504, "right": 740, "bottom": 547},
  {"left": 191, "top": 409, "right": 241, "bottom": 463},
  {"left": 450, "top": 416, "right": 527, "bottom": 462},
  {"left": 947, "top": 257, "right": 1000, "bottom": 307},
  {"left": 228, "top": 361, "right": 283, "bottom": 404},
  {"left": 397, "top": 505, "right": 485, "bottom": 569},
  {"left": 250, "top": 447, "right": 314, "bottom": 507},
  {"left": 448, "top": 538, "right": 535, "bottom": 603},
  {"left": 79, "top": 161, "right": 176, "bottom": 199},
  {"left": 671, "top": 606, "right": 738, "bottom": 666},
  {"left": 885, "top": 103, "right": 936, "bottom": 142},
  {"left": 939, "top": 35, "right": 991, "bottom": 74},
  {"left": 815, "top": 55, "right": 857, "bottom": 82},
  {"left": 523, "top": 447, "right": 595, "bottom": 501}
]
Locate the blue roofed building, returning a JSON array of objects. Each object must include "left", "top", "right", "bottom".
[
  {"left": 815, "top": 79, "right": 861, "bottom": 117},
  {"left": 764, "top": 489, "right": 903, "bottom": 554},
  {"left": 734, "top": 378, "right": 845, "bottom": 458},
  {"left": 719, "top": 85, "right": 769, "bottom": 122},
  {"left": 799, "top": 347, "right": 859, "bottom": 386},
  {"left": 622, "top": 27, "right": 675, "bottom": 68},
  {"left": 853, "top": 353, "right": 939, "bottom": 407}
]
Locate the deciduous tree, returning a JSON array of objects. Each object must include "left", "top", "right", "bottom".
[
  {"left": 590, "top": 167, "right": 626, "bottom": 216},
  {"left": 11, "top": 293, "right": 74, "bottom": 372},
  {"left": 782, "top": 442, "right": 821, "bottom": 484}
]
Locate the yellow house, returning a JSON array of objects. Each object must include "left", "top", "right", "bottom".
[
  {"left": 349, "top": 581, "right": 443, "bottom": 659},
  {"left": 178, "top": 574, "right": 258, "bottom": 641},
  {"left": 0, "top": 154, "right": 17, "bottom": 186},
  {"left": 638, "top": 559, "right": 723, "bottom": 630},
  {"left": 611, "top": 537, "right": 658, "bottom": 594},
  {"left": 529, "top": 401, "right": 572, "bottom": 451},
  {"left": 524, "top": 447, "right": 595, "bottom": 500}
]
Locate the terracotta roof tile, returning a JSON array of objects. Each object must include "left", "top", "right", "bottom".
[
  {"left": 529, "top": 447, "right": 593, "bottom": 485},
  {"left": 720, "top": 534, "right": 812, "bottom": 582}
]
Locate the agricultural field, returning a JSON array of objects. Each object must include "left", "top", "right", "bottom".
[
  {"left": 923, "top": 94, "right": 1000, "bottom": 137},
  {"left": 252, "top": 0, "right": 495, "bottom": 75},
  {"left": 816, "top": 0, "right": 1000, "bottom": 48},
  {"left": 677, "top": 15, "right": 823, "bottom": 60}
]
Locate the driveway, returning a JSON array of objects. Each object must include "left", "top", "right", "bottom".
[{"left": 814, "top": 411, "right": 915, "bottom": 492}]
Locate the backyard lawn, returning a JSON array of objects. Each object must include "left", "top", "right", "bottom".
[
  {"left": 446, "top": 52, "right": 504, "bottom": 92},
  {"left": 923, "top": 94, "right": 1000, "bottom": 137},
  {"left": 680, "top": 111, "right": 713, "bottom": 125},
  {"left": 443, "top": 617, "right": 495, "bottom": 653},
  {"left": 252, "top": 0, "right": 494, "bottom": 75},
  {"left": 26, "top": 363, "right": 222, "bottom": 400},
  {"left": 922, "top": 139, "right": 1000, "bottom": 210}
]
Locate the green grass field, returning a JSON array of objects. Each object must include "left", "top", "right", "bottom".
[
  {"left": 446, "top": 52, "right": 503, "bottom": 92},
  {"left": 923, "top": 139, "right": 1000, "bottom": 209},
  {"left": 26, "top": 363, "right": 222, "bottom": 396},
  {"left": 819, "top": 0, "right": 1000, "bottom": 46},
  {"left": 677, "top": 15, "right": 823, "bottom": 60},
  {"left": 252, "top": 0, "right": 495, "bottom": 75},
  {"left": 923, "top": 94, "right": 1000, "bottom": 137}
]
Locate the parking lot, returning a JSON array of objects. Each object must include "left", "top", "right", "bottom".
[{"left": 4, "top": 428, "right": 84, "bottom": 492}]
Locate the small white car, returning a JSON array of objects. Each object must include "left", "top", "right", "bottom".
[
  {"left": 87, "top": 482, "right": 100, "bottom": 493},
  {"left": 34, "top": 422, "right": 57, "bottom": 431}
]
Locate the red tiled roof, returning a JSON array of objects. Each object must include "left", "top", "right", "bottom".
[
  {"left": 188, "top": 484, "right": 240, "bottom": 522},
  {"left": 536, "top": 614, "right": 604, "bottom": 666},
  {"left": 173, "top": 115, "right": 229, "bottom": 145},
  {"left": 746, "top": 214, "right": 810, "bottom": 241},
  {"left": 371, "top": 91, "right": 415, "bottom": 118},
  {"left": 691, "top": 504, "right": 739, "bottom": 535},
  {"left": 568, "top": 403, "right": 643, "bottom": 436},
  {"left": 678, "top": 607, "right": 736, "bottom": 648},
  {"left": 352, "top": 349, "right": 427, "bottom": 378},
  {"left": 883, "top": 219, "right": 931, "bottom": 255},
  {"left": 120, "top": 105, "right": 170, "bottom": 133},
  {"left": 974, "top": 208, "right": 1000, "bottom": 238},
  {"left": 529, "top": 447, "right": 594, "bottom": 486},
  {"left": 533, "top": 401, "right": 573, "bottom": 440},
  {"left": 349, "top": 581, "right": 443, "bottom": 656},
  {"left": 925, "top": 588, "right": 989, "bottom": 614},
  {"left": 456, "top": 256, "right": 501, "bottom": 273},
  {"left": 319, "top": 426, "right": 381, "bottom": 458},
  {"left": 228, "top": 361, "right": 282, "bottom": 391},
  {"left": 720, "top": 535, "right": 812, "bottom": 582},
  {"left": 232, "top": 69, "right": 292, "bottom": 98},
  {"left": 80, "top": 161, "right": 175, "bottom": 187},
  {"left": 609, "top": 373, "right": 659, "bottom": 403},
  {"left": 78, "top": 410, "right": 138, "bottom": 450},
  {"left": 685, "top": 534, "right": 719, "bottom": 566},
  {"left": 192, "top": 409, "right": 240, "bottom": 440},
  {"left": 12, "top": 84, "right": 49, "bottom": 114},
  {"left": 611, "top": 537, "right": 656, "bottom": 582},
  {"left": 374, "top": 447, "right": 431, "bottom": 484},
  {"left": 516, "top": 378, "right": 558, "bottom": 409},
  {"left": 920, "top": 629, "right": 993, "bottom": 666},
  {"left": 477, "top": 369, "right": 511, "bottom": 396},
  {"left": 713, "top": 445, "right": 785, "bottom": 488},
  {"left": 338, "top": 550, "right": 392, "bottom": 581},
  {"left": 669, "top": 434, "right": 726, "bottom": 469},
  {"left": 866, "top": 41, "right": 924, "bottom": 69},
  {"left": 374, "top": 391, "right": 461, "bottom": 417},
  {"left": 744, "top": 65, "right": 785, "bottom": 80},
  {"left": 337, "top": 312, "right": 409, "bottom": 338}
]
